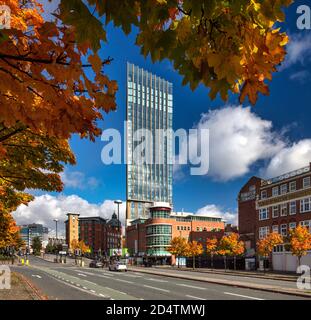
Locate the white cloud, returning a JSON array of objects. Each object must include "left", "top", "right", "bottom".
[
  {"left": 12, "top": 195, "right": 126, "bottom": 236},
  {"left": 290, "top": 70, "right": 310, "bottom": 83},
  {"left": 262, "top": 139, "right": 311, "bottom": 178},
  {"left": 283, "top": 33, "right": 311, "bottom": 69},
  {"left": 188, "top": 106, "right": 284, "bottom": 181},
  {"left": 60, "top": 170, "right": 100, "bottom": 189},
  {"left": 195, "top": 204, "right": 237, "bottom": 225}
]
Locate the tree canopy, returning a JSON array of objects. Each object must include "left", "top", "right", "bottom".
[{"left": 57, "top": 0, "right": 292, "bottom": 105}]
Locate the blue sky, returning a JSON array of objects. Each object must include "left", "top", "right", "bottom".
[{"left": 13, "top": 1, "right": 311, "bottom": 232}]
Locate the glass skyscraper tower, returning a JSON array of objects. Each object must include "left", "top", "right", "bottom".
[{"left": 126, "top": 63, "right": 173, "bottom": 221}]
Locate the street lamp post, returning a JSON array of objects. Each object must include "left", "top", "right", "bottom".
[
  {"left": 114, "top": 200, "right": 122, "bottom": 255},
  {"left": 53, "top": 219, "right": 59, "bottom": 263},
  {"left": 53, "top": 219, "right": 59, "bottom": 241}
]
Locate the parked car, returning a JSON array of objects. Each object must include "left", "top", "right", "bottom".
[
  {"left": 108, "top": 259, "right": 127, "bottom": 272},
  {"left": 89, "top": 260, "right": 103, "bottom": 268}
]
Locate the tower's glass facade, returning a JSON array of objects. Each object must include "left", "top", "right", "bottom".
[{"left": 126, "top": 63, "right": 173, "bottom": 220}]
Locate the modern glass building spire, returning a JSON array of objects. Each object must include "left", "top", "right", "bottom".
[{"left": 126, "top": 63, "right": 173, "bottom": 221}]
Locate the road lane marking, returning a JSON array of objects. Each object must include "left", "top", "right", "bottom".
[
  {"left": 83, "top": 286, "right": 88, "bottom": 290},
  {"left": 223, "top": 292, "right": 264, "bottom": 300},
  {"left": 78, "top": 273, "right": 87, "bottom": 277},
  {"left": 186, "top": 295, "right": 206, "bottom": 300},
  {"left": 31, "top": 275, "right": 42, "bottom": 279},
  {"left": 143, "top": 285, "right": 170, "bottom": 293},
  {"left": 90, "top": 290, "right": 96, "bottom": 293},
  {"left": 146, "top": 278, "right": 168, "bottom": 283},
  {"left": 114, "top": 278, "right": 134, "bottom": 284},
  {"left": 84, "top": 280, "right": 97, "bottom": 286},
  {"left": 176, "top": 284, "right": 206, "bottom": 290},
  {"left": 106, "top": 287, "right": 127, "bottom": 295}
]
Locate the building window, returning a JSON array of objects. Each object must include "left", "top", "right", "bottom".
[
  {"left": 289, "top": 181, "right": 296, "bottom": 192},
  {"left": 303, "top": 177, "right": 311, "bottom": 189},
  {"left": 272, "top": 187, "right": 279, "bottom": 197},
  {"left": 272, "top": 225, "right": 279, "bottom": 234},
  {"left": 261, "top": 190, "right": 267, "bottom": 199},
  {"left": 289, "top": 201, "right": 296, "bottom": 215},
  {"left": 300, "top": 220, "right": 311, "bottom": 233},
  {"left": 280, "top": 184, "right": 287, "bottom": 195},
  {"left": 280, "top": 224, "right": 287, "bottom": 236},
  {"left": 188, "top": 226, "right": 191, "bottom": 231},
  {"left": 177, "top": 226, "right": 180, "bottom": 231},
  {"left": 259, "top": 208, "right": 269, "bottom": 221},
  {"left": 289, "top": 222, "right": 297, "bottom": 230},
  {"left": 259, "top": 226, "right": 269, "bottom": 239},
  {"left": 272, "top": 206, "right": 279, "bottom": 218},
  {"left": 301, "top": 198, "right": 311, "bottom": 213},
  {"left": 280, "top": 204, "right": 287, "bottom": 217}
]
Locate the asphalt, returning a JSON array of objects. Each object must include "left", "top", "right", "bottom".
[{"left": 9, "top": 256, "right": 310, "bottom": 300}]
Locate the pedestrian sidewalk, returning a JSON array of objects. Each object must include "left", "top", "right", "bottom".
[
  {"left": 151, "top": 265, "right": 298, "bottom": 282},
  {"left": 128, "top": 266, "right": 311, "bottom": 298}
]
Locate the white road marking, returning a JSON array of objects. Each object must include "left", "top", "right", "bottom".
[
  {"left": 31, "top": 275, "right": 42, "bottom": 279},
  {"left": 146, "top": 278, "right": 168, "bottom": 283},
  {"left": 186, "top": 295, "right": 206, "bottom": 300},
  {"left": 114, "top": 278, "right": 134, "bottom": 284},
  {"left": 84, "top": 280, "right": 97, "bottom": 286},
  {"left": 143, "top": 285, "right": 170, "bottom": 293},
  {"left": 99, "top": 293, "right": 108, "bottom": 298},
  {"left": 106, "top": 287, "right": 127, "bottom": 295},
  {"left": 83, "top": 287, "right": 88, "bottom": 290},
  {"left": 120, "top": 274, "right": 141, "bottom": 278},
  {"left": 78, "top": 273, "right": 87, "bottom": 277},
  {"left": 176, "top": 284, "right": 206, "bottom": 290},
  {"left": 223, "top": 292, "right": 264, "bottom": 300},
  {"left": 90, "top": 290, "right": 96, "bottom": 293}
]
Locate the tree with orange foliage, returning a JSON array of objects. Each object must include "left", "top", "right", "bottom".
[
  {"left": 185, "top": 241, "right": 204, "bottom": 270},
  {"left": 0, "top": 0, "right": 117, "bottom": 144},
  {"left": 167, "top": 237, "right": 188, "bottom": 268},
  {"left": 206, "top": 238, "right": 218, "bottom": 269},
  {"left": 257, "top": 233, "right": 283, "bottom": 272},
  {"left": 71, "top": 239, "right": 90, "bottom": 266},
  {"left": 218, "top": 233, "right": 245, "bottom": 271},
  {"left": 289, "top": 225, "right": 311, "bottom": 268},
  {"left": 0, "top": 0, "right": 115, "bottom": 244}
]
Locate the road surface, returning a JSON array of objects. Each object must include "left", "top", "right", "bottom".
[{"left": 10, "top": 256, "right": 309, "bottom": 300}]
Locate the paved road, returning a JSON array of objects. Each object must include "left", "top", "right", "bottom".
[
  {"left": 11, "top": 256, "right": 308, "bottom": 300},
  {"left": 132, "top": 267, "right": 300, "bottom": 289}
]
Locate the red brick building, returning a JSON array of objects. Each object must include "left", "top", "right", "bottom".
[
  {"left": 238, "top": 163, "right": 311, "bottom": 257},
  {"left": 126, "top": 202, "right": 225, "bottom": 264},
  {"left": 65, "top": 213, "right": 121, "bottom": 256},
  {"left": 190, "top": 224, "right": 238, "bottom": 250}
]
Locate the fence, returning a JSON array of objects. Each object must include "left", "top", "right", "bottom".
[{"left": 185, "top": 256, "right": 260, "bottom": 270}]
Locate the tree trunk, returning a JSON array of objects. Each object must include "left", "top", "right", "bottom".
[
  {"left": 298, "top": 256, "right": 301, "bottom": 269},
  {"left": 211, "top": 253, "right": 214, "bottom": 270},
  {"left": 193, "top": 255, "right": 195, "bottom": 270},
  {"left": 224, "top": 256, "right": 227, "bottom": 271},
  {"left": 234, "top": 256, "right": 237, "bottom": 271},
  {"left": 177, "top": 255, "right": 179, "bottom": 268}
]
